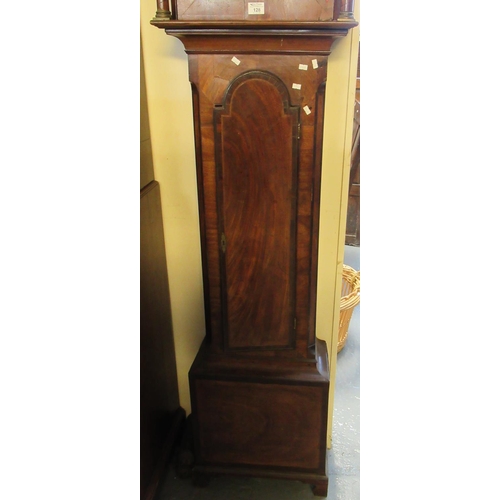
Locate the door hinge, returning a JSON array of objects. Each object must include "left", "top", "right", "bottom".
[
  {"left": 297, "top": 122, "right": 301, "bottom": 140},
  {"left": 221, "top": 232, "right": 227, "bottom": 253},
  {"left": 294, "top": 318, "right": 297, "bottom": 330}
]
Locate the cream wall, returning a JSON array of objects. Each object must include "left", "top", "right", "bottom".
[
  {"left": 140, "top": 0, "right": 359, "bottom": 447},
  {"left": 320, "top": 4, "right": 360, "bottom": 444}
]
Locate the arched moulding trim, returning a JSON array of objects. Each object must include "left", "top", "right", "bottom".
[{"left": 219, "top": 70, "right": 295, "bottom": 115}]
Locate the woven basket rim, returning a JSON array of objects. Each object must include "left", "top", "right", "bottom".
[{"left": 340, "top": 264, "right": 360, "bottom": 310}]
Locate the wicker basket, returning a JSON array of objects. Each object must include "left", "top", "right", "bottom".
[{"left": 337, "top": 264, "right": 361, "bottom": 353}]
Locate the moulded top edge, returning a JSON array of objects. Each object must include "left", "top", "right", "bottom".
[{"left": 150, "top": 19, "right": 359, "bottom": 32}]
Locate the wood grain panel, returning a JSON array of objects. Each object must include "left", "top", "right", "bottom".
[
  {"left": 175, "top": 0, "right": 335, "bottom": 22},
  {"left": 195, "top": 379, "right": 325, "bottom": 471},
  {"left": 215, "top": 71, "right": 299, "bottom": 350},
  {"left": 173, "top": 34, "right": 346, "bottom": 56}
]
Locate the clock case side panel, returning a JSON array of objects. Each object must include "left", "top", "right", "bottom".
[
  {"left": 191, "top": 81, "right": 214, "bottom": 345},
  {"left": 309, "top": 80, "right": 327, "bottom": 349}
]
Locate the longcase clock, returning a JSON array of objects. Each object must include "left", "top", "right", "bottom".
[{"left": 151, "top": 1, "right": 357, "bottom": 495}]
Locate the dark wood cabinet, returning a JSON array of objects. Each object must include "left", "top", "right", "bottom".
[{"left": 150, "top": 2, "right": 357, "bottom": 496}]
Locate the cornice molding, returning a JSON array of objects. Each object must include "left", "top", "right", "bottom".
[
  {"left": 150, "top": 21, "right": 358, "bottom": 55},
  {"left": 150, "top": 20, "right": 358, "bottom": 30}
]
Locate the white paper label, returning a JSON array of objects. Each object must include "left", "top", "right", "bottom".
[
  {"left": 231, "top": 56, "right": 241, "bottom": 66},
  {"left": 303, "top": 105, "right": 312, "bottom": 115},
  {"left": 292, "top": 83, "right": 302, "bottom": 90},
  {"left": 299, "top": 64, "right": 308, "bottom": 71},
  {"left": 248, "top": 2, "right": 265, "bottom": 14},
  {"left": 312, "top": 59, "right": 319, "bottom": 69}
]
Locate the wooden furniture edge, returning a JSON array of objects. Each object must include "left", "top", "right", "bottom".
[{"left": 150, "top": 20, "right": 359, "bottom": 31}]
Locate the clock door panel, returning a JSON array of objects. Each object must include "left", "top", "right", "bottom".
[{"left": 215, "top": 72, "right": 299, "bottom": 350}]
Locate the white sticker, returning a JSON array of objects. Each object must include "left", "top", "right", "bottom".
[
  {"left": 312, "top": 59, "right": 319, "bottom": 69},
  {"left": 292, "top": 83, "right": 302, "bottom": 90},
  {"left": 299, "top": 64, "right": 308, "bottom": 71},
  {"left": 231, "top": 56, "right": 241, "bottom": 66},
  {"left": 248, "top": 2, "right": 265, "bottom": 14},
  {"left": 303, "top": 105, "right": 312, "bottom": 115}
]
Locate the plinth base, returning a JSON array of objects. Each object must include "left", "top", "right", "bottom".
[{"left": 189, "top": 340, "right": 330, "bottom": 496}]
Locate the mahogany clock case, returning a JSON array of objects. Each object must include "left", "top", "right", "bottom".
[{"left": 150, "top": 1, "right": 358, "bottom": 495}]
